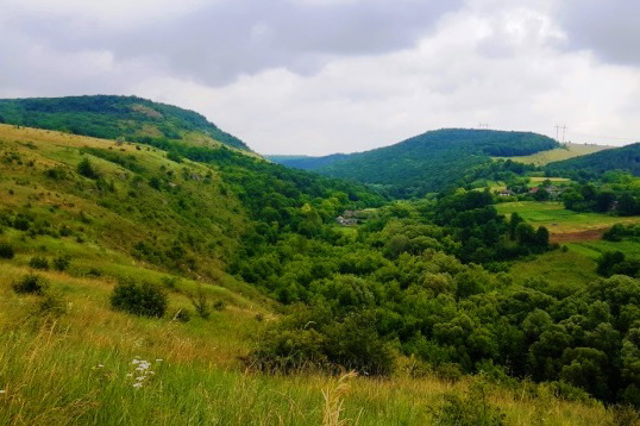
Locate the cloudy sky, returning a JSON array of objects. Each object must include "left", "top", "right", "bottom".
[{"left": 1, "top": 0, "right": 639, "bottom": 155}]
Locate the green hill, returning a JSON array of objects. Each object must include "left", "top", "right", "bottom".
[
  {"left": 546, "top": 142, "right": 640, "bottom": 178},
  {"left": 274, "top": 129, "right": 559, "bottom": 197},
  {"left": 0, "top": 95, "right": 250, "bottom": 151}
]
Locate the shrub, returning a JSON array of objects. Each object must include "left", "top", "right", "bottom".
[
  {"left": 189, "top": 285, "right": 211, "bottom": 319},
  {"left": 29, "top": 256, "right": 50, "bottom": 270},
  {"left": 52, "top": 255, "right": 71, "bottom": 271},
  {"left": 0, "top": 242, "right": 14, "bottom": 259},
  {"left": 13, "top": 274, "right": 48, "bottom": 295},
  {"left": 213, "top": 300, "right": 226, "bottom": 311},
  {"left": 36, "top": 291, "right": 68, "bottom": 318},
  {"left": 77, "top": 157, "right": 100, "bottom": 179},
  {"left": 431, "top": 392, "right": 504, "bottom": 426},
  {"left": 110, "top": 280, "right": 168, "bottom": 318}
]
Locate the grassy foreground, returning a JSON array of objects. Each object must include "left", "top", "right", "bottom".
[{"left": 0, "top": 258, "right": 619, "bottom": 425}]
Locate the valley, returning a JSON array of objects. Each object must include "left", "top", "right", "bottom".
[{"left": 1, "top": 96, "right": 640, "bottom": 424}]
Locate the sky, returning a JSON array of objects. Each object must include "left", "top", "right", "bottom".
[{"left": 1, "top": 0, "right": 639, "bottom": 155}]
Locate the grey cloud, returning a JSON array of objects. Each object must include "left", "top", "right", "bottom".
[
  {"left": 8, "top": 0, "right": 463, "bottom": 85},
  {"left": 557, "top": 0, "right": 640, "bottom": 66}
]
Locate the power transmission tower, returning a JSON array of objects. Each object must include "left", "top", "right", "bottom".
[
  {"left": 478, "top": 123, "right": 489, "bottom": 130},
  {"left": 555, "top": 124, "right": 568, "bottom": 143}
]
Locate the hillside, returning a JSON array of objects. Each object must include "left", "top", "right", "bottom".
[
  {"left": 492, "top": 142, "right": 612, "bottom": 166},
  {"left": 273, "top": 129, "right": 559, "bottom": 197},
  {"left": 0, "top": 95, "right": 250, "bottom": 151},
  {"left": 546, "top": 142, "right": 640, "bottom": 177}
]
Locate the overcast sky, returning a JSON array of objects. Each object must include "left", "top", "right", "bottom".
[{"left": 1, "top": 0, "right": 639, "bottom": 155}]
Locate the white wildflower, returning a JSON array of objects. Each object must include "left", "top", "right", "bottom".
[
  {"left": 132, "top": 359, "right": 140, "bottom": 365},
  {"left": 155, "top": 359, "right": 163, "bottom": 362},
  {"left": 136, "top": 376, "right": 145, "bottom": 382},
  {"left": 133, "top": 382, "right": 143, "bottom": 388},
  {"left": 126, "top": 373, "right": 133, "bottom": 377},
  {"left": 97, "top": 364, "right": 104, "bottom": 368},
  {"left": 0, "top": 390, "right": 5, "bottom": 394}
]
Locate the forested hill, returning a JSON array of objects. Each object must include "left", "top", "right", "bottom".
[
  {"left": 283, "top": 129, "right": 559, "bottom": 197},
  {"left": 0, "top": 95, "right": 250, "bottom": 151},
  {"left": 546, "top": 142, "right": 640, "bottom": 178}
]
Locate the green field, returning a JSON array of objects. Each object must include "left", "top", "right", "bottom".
[
  {"left": 496, "top": 201, "right": 640, "bottom": 234},
  {"left": 493, "top": 143, "right": 612, "bottom": 166},
  {"left": 567, "top": 239, "right": 640, "bottom": 260}
]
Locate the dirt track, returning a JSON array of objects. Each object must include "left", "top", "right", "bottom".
[{"left": 550, "top": 228, "right": 606, "bottom": 244}]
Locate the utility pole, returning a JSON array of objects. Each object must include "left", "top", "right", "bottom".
[{"left": 555, "top": 124, "right": 568, "bottom": 143}]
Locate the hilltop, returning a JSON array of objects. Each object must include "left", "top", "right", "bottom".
[
  {"left": 0, "top": 95, "right": 250, "bottom": 151},
  {"left": 271, "top": 129, "right": 559, "bottom": 197}
]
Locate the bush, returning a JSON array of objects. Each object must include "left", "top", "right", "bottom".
[
  {"left": 13, "top": 274, "right": 48, "bottom": 295},
  {"left": 431, "top": 392, "right": 504, "bottom": 426},
  {"left": 0, "top": 242, "right": 14, "bottom": 259},
  {"left": 77, "top": 157, "right": 100, "bottom": 179},
  {"left": 110, "top": 280, "right": 168, "bottom": 318},
  {"left": 29, "top": 256, "right": 50, "bottom": 270},
  {"left": 52, "top": 255, "right": 71, "bottom": 271}
]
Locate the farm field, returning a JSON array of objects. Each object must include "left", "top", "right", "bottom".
[
  {"left": 493, "top": 143, "right": 612, "bottom": 166},
  {"left": 496, "top": 201, "right": 640, "bottom": 240},
  {"left": 567, "top": 239, "right": 640, "bottom": 260}
]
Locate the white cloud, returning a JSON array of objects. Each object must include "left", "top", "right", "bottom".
[{"left": 0, "top": 0, "right": 639, "bottom": 155}]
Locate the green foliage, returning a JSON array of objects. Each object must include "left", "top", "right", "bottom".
[
  {"left": 0, "top": 95, "right": 250, "bottom": 151},
  {"left": 547, "top": 143, "right": 640, "bottom": 179},
  {"left": 13, "top": 274, "right": 48, "bottom": 295},
  {"left": 110, "top": 280, "right": 168, "bottom": 318},
  {"left": 77, "top": 157, "right": 100, "bottom": 179},
  {"left": 52, "top": 255, "right": 71, "bottom": 271},
  {"left": 28, "top": 256, "right": 50, "bottom": 270},
  {"left": 306, "top": 129, "right": 558, "bottom": 197},
  {"left": 0, "top": 241, "right": 14, "bottom": 259},
  {"left": 432, "top": 389, "right": 504, "bottom": 426}
]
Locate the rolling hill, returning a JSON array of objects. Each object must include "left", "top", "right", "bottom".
[
  {"left": 270, "top": 129, "right": 559, "bottom": 197},
  {"left": 546, "top": 142, "right": 640, "bottom": 177},
  {"left": 0, "top": 95, "right": 250, "bottom": 151}
]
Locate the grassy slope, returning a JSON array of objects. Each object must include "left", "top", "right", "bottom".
[
  {"left": 0, "top": 124, "right": 252, "bottom": 283},
  {"left": 0, "top": 261, "right": 611, "bottom": 425},
  {"left": 493, "top": 143, "right": 612, "bottom": 166}
]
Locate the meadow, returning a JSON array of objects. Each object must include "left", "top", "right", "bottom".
[
  {"left": 493, "top": 143, "right": 612, "bottom": 166},
  {"left": 496, "top": 201, "right": 640, "bottom": 236}
]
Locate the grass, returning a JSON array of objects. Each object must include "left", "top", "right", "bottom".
[
  {"left": 567, "top": 239, "right": 640, "bottom": 260},
  {"left": 508, "top": 249, "right": 599, "bottom": 294},
  {"left": 496, "top": 201, "right": 640, "bottom": 234},
  {"left": 493, "top": 143, "right": 612, "bottom": 166}
]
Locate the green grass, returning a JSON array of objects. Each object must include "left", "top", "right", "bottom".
[
  {"left": 496, "top": 201, "right": 640, "bottom": 234},
  {"left": 493, "top": 143, "right": 612, "bottom": 166},
  {"left": 508, "top": 249, "right": 599, "bottom": 295},
  {"left": 567, "top": 239, "right": 640, "bottom": 260}
]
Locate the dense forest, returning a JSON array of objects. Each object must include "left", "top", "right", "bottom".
[
  {"left": 281, "top": 129, "right": 560, "bottom": 198},
  {"left": 0, "top": 95, "right": 250, "bottom": 151}
]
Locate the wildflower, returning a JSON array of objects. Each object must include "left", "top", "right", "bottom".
[
  {"left": 132, "top": 359, "right": 140, "bottom": 365},
  {"left": 155, "top": 359, "right": 163, "bottom": 362},
  {"left": 0, "top": 390, "right": 5, "bottom": 394},
  {"left": 126, "top": 373, "right": 133, "bottom": 377},
  {"left": 136, "top": 376, "right": 145, "bottom": 382},
  {"left": 97, "top": 364, "right": 104, "bottom": 368},
  {"left": 133, "top": 382, "right": 143, "bottom": 388}
]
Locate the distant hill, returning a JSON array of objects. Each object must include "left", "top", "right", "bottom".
[
  {"left": 0, "top": 95, "right": 250, "bottom": 151},
  {"left": 266, "top": 153, "right": 349, "bottom": 170},
  {"left": 285, "top": 129, "right": 559, "bottom": 197},
  {"left": 546, "top": 142, "right": 640, "bottom": 178},
  {"left": 492, "top": 142, "right": 612, "bottom": 166}
]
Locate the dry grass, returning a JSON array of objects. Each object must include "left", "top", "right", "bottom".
[{"left": 493, "top": 143, "right": 613, "bottom": 166}]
